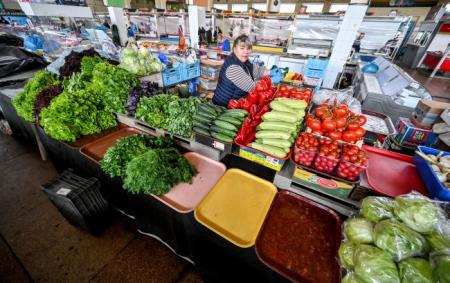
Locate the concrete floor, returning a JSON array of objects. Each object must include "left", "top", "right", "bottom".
[{"left": 0, "top": 133, "right": 203, "bottom": 283}]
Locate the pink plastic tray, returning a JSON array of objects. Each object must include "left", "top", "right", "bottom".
[
  {"left": 363, "top": 145, "right": 427, "bottom": 197},
  {"left": 154, "top": 152, "right": 226, "bottom": 213}
]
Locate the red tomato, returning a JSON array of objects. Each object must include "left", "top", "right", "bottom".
[
  {"left": 311, "top": 130, "right": 324, "bottom": 136},
  {"left": 289, "top": 88, "right": 299, "bottom": 95},
  {"left": 307, "top": 119, "right": 322, "bottom": 131},
  {"left": 303, "top": 89, "right": 313, "bottom": 95},
  {"left": 256, "top": 84, "right": 265, "bottom": 92},
  {"left": 322, "top": 120, "right": 337, "bottom": 131},
  {"left": 315, "top": 108, "right": 327, "bottom": 118},
  {"left": 347, "top": 121, "right": 360, "bottom": 131},
  {"left": 335, "top": 117, "right": 347, "bottom": 129},
  {"left": 327, "top": 131, "right": 342, "bottom": 141},
  {"left": 342, "top": 130, "right": 357, "bottom": 143},
  {"left": 333, "top": 105, "right": 348, "bottom": 118},
  {"left": 321, "top": 112, "right": 334, "bottom": 121},
  {"left": 354, "top": 127, "right": 366, "bottom": 138},
  {"left": 356, "top": 115, "right": 367, "bottom": 126},
  {"left": 279, "top": 85, "right": 288, "bottom": 92}
]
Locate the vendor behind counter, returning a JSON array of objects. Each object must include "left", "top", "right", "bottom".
[{"left": 213, "top": 35, "right": 275, "bottom": 107}]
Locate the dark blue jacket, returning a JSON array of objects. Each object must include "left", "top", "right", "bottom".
[{"left": 213, "top": 54, "right": 253, "bottom": 107}]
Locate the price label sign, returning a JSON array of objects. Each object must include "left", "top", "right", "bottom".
[
  {"left": 56, "top": 187, "right": 71, "bottom": 196},
  {"left": 212, "top": 141, "right": 225, "bottom": 151},
  {"left": 265, "top": 155, "right": 278, "bottom": 165}
]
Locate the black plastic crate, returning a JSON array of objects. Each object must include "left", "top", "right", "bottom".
[{"left": 41, "top": 169, "right": 110, "bottom": 234}]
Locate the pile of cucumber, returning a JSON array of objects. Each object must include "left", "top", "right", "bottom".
[
  {"left": 249, "top": 98, "right": 307, "bottom": 158},
  {"left": 193, "top": 104, "right": 248, "bottom": 143}
]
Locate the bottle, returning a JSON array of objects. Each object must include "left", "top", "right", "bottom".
[{"left": 178, "top": 25, "right": 185, "bottom": 50}]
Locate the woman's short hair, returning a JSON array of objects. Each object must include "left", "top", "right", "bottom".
[{"left": 233, "top": 34, "right": 252, "bottom": 50}]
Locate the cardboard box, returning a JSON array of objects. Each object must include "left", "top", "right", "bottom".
[
  {"left": 411, "top": 100, "right": 450, "bottom": 129},
  {"left": 395, "top": 117, "right": 438, "bottom": 147}
]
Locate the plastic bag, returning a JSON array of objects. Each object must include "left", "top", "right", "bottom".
[
  {"left": 0, "top": 46, "right": 47, "bottom": 78},
  {"left": 360, "top": 196, "right": 395, "bottom": 223},
  {"left": 312, "top": 87, "right": 362, "bottom": 114},
  {"left": 24, "top": 34, "right": 43, "bottom": 51},
  {"left": 398, "top": 258, "right": 434, "bottom": 283},
  {"left": 344, "top": 217, "right": 374, "bottom": 244}
]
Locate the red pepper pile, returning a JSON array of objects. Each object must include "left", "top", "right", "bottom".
[
  {"left": 305, "top": 102, "right": 367, "bottom": 143},
  {"left": 227, "top": 76, "right": 276, "bottom": 111},
  {"left": 232, "top": 77, "right": 275, "bottom": 145},
  {"left": 275, "top": 85, "right": 313, "bottom": 104}
]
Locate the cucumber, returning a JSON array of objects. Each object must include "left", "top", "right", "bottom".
[
  {"left": 194, "top": 115, "right": 212, "bottom": 125},
  {"left": 193, "top": 120, "right": 210, "bottom": 131},
  {"left": 216, "top": 116, "right": 242, "bottom": 126},
  {"left": 211, "top": 132, "right": 233, "bottom": 142},
  {"left": 220, "top": 109, "right": 248, "bottom": 118},
  {"left": 198, "top": 104, "right": 216, "bottom": 116},
  {"left": 196, "top": 111, "right": 216, "bottom": 120},
  {"left": 211, "top": 125, "right": 236, "bottom": 137},
  {"left": 214, "top": 120, "right": 238, "bottom": 131},
  {"left": 193, "top": 127, "right": 210, "bottom": 136}
]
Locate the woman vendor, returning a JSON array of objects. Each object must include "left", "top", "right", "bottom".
[{"left": 213, "top": 35, "right": 278, "bottom": 107}]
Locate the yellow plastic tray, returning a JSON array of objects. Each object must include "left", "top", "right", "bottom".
[{"left": 194, "top": 169, "right": 277, "bottom": 248}]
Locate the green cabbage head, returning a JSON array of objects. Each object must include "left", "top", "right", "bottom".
[
  {"left": 339, "top": 241, "right": 358, "bottom": 270},
  {"left": 374, "top": 219, "right": 428, "bottom": 262},
  {"left": 344, "top": 218, "right": 374, "bottom": 244},
  {"left": 398, "top": 258, "right": 434, "bottom": 283},
  {"left": 353, "top": 245, "right": 400, "bottom": 283},
  {"left": 361, "top": 196, "right": 395, "bottom": 223},
  {"left": 394, "top": 195, "right": 438, "bottom": 234}
]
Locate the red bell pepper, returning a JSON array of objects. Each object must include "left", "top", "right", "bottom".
[
  {"left": 255, "top": 105, "right": 270, "bottom": 120},
  {"left": 247, "top": 91, "right": 259, "bottom": 105},
  {"left": 243, "top": 130, "right": 256, "bottom": 145},
  {"left": 238, "top": 97, "right": 246, "bottom": 108},
  {"left": 262, "top": 76, "right": 272, "bottom": 87},
  {"left": 227, "top": 99, "right": 239, "bottom": 109},
  {"left": 242, "top": 99, "right": 252, "bottom": 112}
]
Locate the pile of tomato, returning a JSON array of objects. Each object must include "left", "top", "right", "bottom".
[
  {"left": 313, "top": 138, "right": 342, "bottom": 173},
  {"left": 293, "top": 134, "right": 368, "bottom": 181},
  {"left": 336, "top": 145, "right": 368, "bottom": 181},
  {"left": 294, "top": 133, "right": 319, "bottom": 166},
  {"left": 306, "top": 103, "right": 367, "bottom": 143},
  {"left": 276, "top": 85, "right": 312, "bottom": 104}
]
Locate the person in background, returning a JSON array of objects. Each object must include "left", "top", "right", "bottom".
[
  {"left": 103, "top": 20, "right": 110, "bottom": 29},
  {"left": 352, "top": 32, "right": 365, "bottom": 53},
  {"left": 213, "top": 34, "right": 270, "bottom": 107}
]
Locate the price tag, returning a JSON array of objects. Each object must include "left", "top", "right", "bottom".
[
  {"left": 265, "top": 155, "right": 278, "bottom": 165},
  {"left": 212, "top": 141, "right": 225, "bottom": 151},
  {"left": 56, "top": 187, "right": 71, "bottom": 196}
]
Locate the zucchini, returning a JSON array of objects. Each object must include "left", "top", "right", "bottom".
[
  {"left": 214, "top": 120, "right": 238, "bottom": 131},
  {"left": 281, "top": 147, "right": 290, "bottom": 154},
  {"left": 194, "top": 115, "right": 212, "bottom": 125},
  {"left": 260, "top": 138, "right": 292, "bottom": 148},
  {"left": 248, "top": 142, "right": 287, "bottom": 158},
  {"left": 256, "top": 130, "right": 291, "bottom": 140},
  {"left": 269, "top": 101, "right": 297, "bottom": 115},
  {"left": 275, "top": 98, "right": 307, "bottom": 110},
  {"left": 193, "top": 127, "right": 210, "bottom": 136},
  {"left": 258, "top": 121, "right": 297, "bottom": 132},
  {"left": 216, "top": 116, "right": 242, "bottom": 126},
  {"left": 211, "top": 131, "right": 233, "bottom": 142},
  {"left": 211, "top": 125, "right": 236, "bottom": 137},
  {"left": 193, "top": 120, "right": 210, "bottom": 131},
  {"left": 262, "top": 111, "right": 298, "bottom": 123}
]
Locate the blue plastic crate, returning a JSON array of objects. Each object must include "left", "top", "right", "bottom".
[
  {"left": 183, "top": 60, "right": 201, "bottom": 81},
  {"left": 305, "top": 59, "right": 329, "bottom": 70},
  {"left": 413, "top": 146, "right": 450, "bottom": 201},
  {"left": 162, "top": 65, "right": 182, "bottom": 86}
]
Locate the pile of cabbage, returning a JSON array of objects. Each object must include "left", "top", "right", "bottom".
[
  {"left": 119, "top": 46, "right": 162, "bottom": 76},
  {"left": 340, "top": 193, "right": 449, "bottom": 283}
]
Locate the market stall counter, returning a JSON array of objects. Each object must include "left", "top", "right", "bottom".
[{"left": 35, "top": 125, "right": 292, "bottom": 282}]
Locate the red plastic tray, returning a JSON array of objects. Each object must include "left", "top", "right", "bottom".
[
  {"left": 256, "top": 191, "right": 342, "bottom": 283},
  {"left": 362, "top": 145, "right": 427, "bottom": 197}
]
